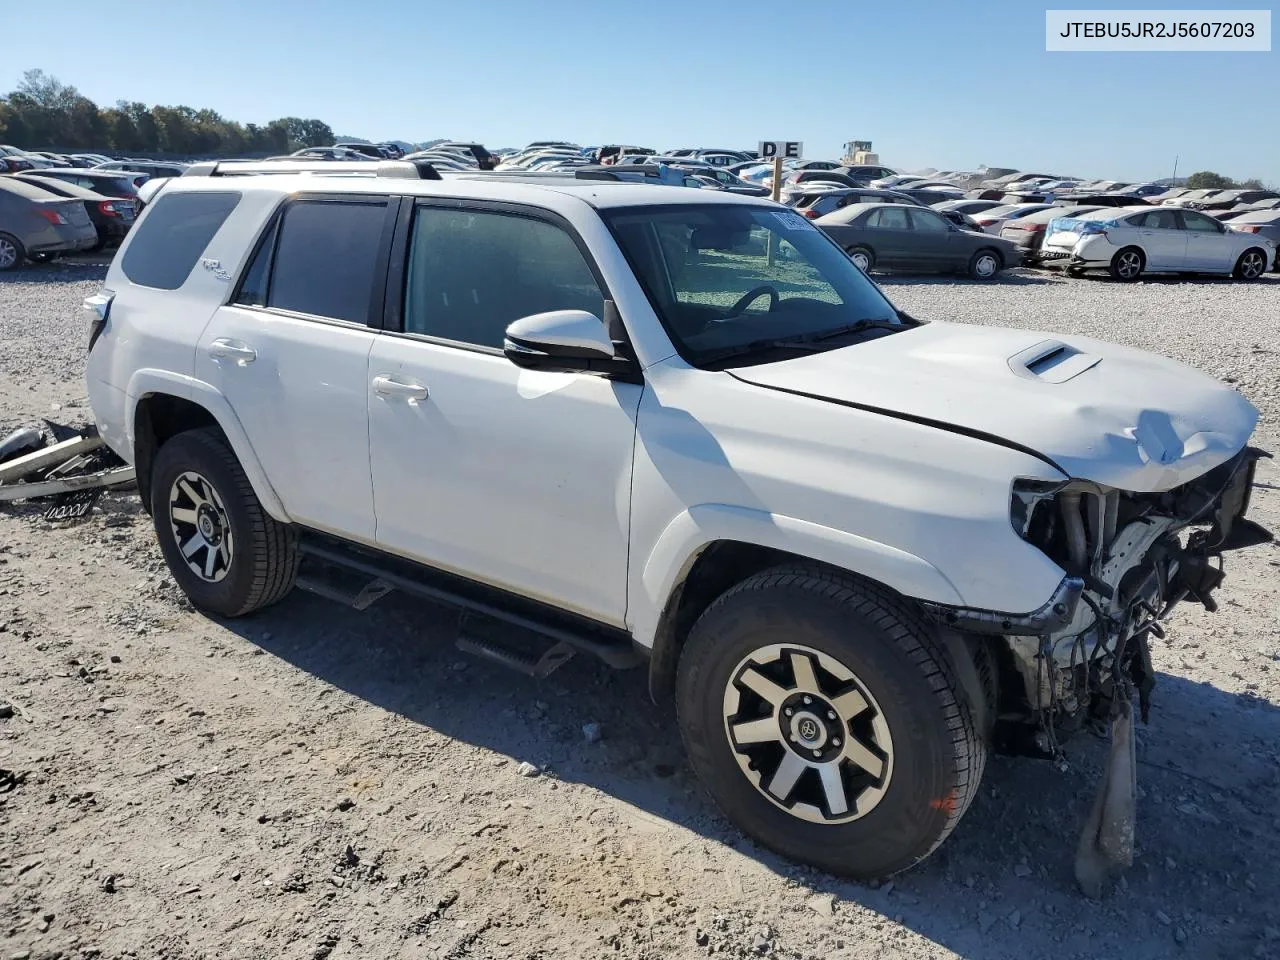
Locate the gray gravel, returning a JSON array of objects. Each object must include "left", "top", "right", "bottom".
[{"left": 0, "top": 263, "right": 1278, "bottom": 960}]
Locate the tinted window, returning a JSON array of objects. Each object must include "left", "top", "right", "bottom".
[
  {"left": 121, "top": 191, "right": 240, "bottom": 290},
  {"left": 1136, "top": 210, "right": 1179, "bottom": 229},
  {"left": 235, "top": 219, "right": 280, "bottom": 307},
  {"left": 867, "top": 207, "right": 910, "bottom": 229},
  {"left": 268, "top": 200, "right": 387, "bottom": 322},
  {"left": 909, "top": 209, "right": 949, "bottom": 232},
  {"left": 404, "top": 207, "right": 604, "bottom": 348}
]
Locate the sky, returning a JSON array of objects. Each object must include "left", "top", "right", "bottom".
[{"left": 2, "top": 0, "right": 1276, "bottom": 184}]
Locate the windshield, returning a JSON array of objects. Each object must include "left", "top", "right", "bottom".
[{"left": 604, "top": 203, "right": 901, "bottom": 366}]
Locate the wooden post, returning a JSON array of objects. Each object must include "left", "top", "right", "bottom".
[{"left": 767, "top": 155, "right": 784, "bottom": 265}]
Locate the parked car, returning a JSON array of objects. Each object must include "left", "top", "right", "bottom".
[
  {"left": 11, "top": 174, "right": 137, "bottom": 250},
  {"left": 0, "top": 145, "right": 42, "bottom": 172},
  {"left": 95, "top": 160, "right": 188, "bottom": 180},
  {"left": 972, "top": 202, "right": 1059, "bottom": 234},
  {"left": 1227, "top": 210, "right": 1280, "bottom": 266},
  {"left": 792, "top": 188, "right": 924, "bottom": 218},
  {"left": 14, "top": 168, "right": 149, "bottom": 206},
  {"left": 333, "top": 142, "right": 390, "bottom": 159},
  {"left": 1054, "top": 194, "right": 1151, "bottom": 208},
  {"left": 839, "top": 165, "right": 897, "bottom": 181},
  {"left": 673, "top": 165, "right": 767, "bottom": 196},
  {"left": 0, "top": 176, "right": 99, "bottom": 269},
  {"left": 787, "top": 170, "right": 867, "bottom": 190},
  {"left": 998, "top": 204, "right": 1104, "bottom": 262},
  {"left": 1040, "top": 206, "right": 1275, "bottom": 280},
  {"left": 932, "top": 199, "right": 1005, "bottom": 216},
  {"left": 816, "top": 202, "right": 1020, "bottom": 278}
]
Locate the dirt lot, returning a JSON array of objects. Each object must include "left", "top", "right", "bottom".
[{"left": 1, "top": 261, "right": 1279, "bottom": 960}]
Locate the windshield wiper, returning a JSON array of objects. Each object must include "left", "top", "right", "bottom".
[{"left": 696, "top": 320, "right": 905, "bottom": 367}]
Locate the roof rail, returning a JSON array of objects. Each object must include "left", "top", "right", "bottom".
[{"left": 180, "top": 159, "right": 441, "bottom": 180}]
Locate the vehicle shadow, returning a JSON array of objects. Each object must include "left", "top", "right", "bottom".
[
  {"left": 221, "top": 589, "right": 1280, "bottom": 960},
  {"left": 0, "top": 261, "right": 109, "bottom": 284}
]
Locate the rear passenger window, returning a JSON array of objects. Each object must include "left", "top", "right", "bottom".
[
  {"left": 121, "top": 191, "right": 240, "bottom": 290},
  {"left": 403, "top": 207, "right": 604, "bottom": 348},
  {"left": 268, "top": 200, "right": 387, "bottom": 323},
  {"left": 235, "top": 218, "right": 279, "bottom": 307}
]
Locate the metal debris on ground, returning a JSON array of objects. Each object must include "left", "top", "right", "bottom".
[{"left": 0, "top": 421, "right": 134, "bottom": 519}]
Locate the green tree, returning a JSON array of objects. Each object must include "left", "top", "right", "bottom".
[{"left": 1184, "top": 170, "right": 1233, "bottom": 190}]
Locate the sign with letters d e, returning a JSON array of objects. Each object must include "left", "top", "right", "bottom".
[{"left": 758, "top": 141, "right": 803, "bottom": 160}]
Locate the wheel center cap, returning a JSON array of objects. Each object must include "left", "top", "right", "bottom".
[{"left": 792, "top": 711, "right": 826, "bottom": 748}]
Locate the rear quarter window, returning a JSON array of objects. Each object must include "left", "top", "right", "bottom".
[{"left": 121, "top": 191, "right": 240, "bottom": 290}]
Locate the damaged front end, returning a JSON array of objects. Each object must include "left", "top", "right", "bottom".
[{"left": 926, "top": 445, "right": 1271, "bottom": 894}]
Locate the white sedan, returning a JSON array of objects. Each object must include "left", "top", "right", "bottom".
[{"left": 1040, "top": 206, "right": 1276, "bottom": 280}]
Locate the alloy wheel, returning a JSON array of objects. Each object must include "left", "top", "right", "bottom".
[
  {"left": 0, "top": 239, "right": 17, "bottom": 270},
  {"left": 1116, "top": 251, "right": 1142, "bottom": 279},
  {"left": 168, "top": 471, "right": 234, "bottom": 583},
  {"left": 1239, "top": 251, "right": 1266, "bottom": 279},
  {"left": 722, "top": 643, "right": 893, "bottom": 824}
]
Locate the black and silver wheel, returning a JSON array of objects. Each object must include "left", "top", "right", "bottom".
[
  {"left": 151, "top": 427, "right": 298, "bottom": 617},
  {"left": 847, "top": 246, "right": 874, "bottom": 273},
  {"left": 1108, "top": 247, "right": 1144, "bottom": 281},
  {"left": 677, "top": 566, "right": 986, "bottom": 879},
  {"left": 967, "top": 249, "right": 1001, "bottom": 280},
  {"left": 1233, "top": 248, "right": 1268, "bottom": 281},
  {"left": 0, "top": 233, "right": 24, "bottom": 271}
]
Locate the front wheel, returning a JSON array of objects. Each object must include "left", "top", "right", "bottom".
[
  {"left": 967, "top": 249, "right": 1002, "bottom": 281},
  {"left": 1233, "top": 248, "right": 1268, "bottom": 281},
  {"left": 676, "top": 566, "right": 986, "bottom": 880},
  {"left": 151, "top": 427, "right": 299, "bottom": 617}
]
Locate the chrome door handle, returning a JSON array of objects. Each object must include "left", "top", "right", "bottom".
[
  {"left": 207, "top": 338, "right": 257, "bottom": 364},
  {"left": 372, "top": 375, "right": 429, "bottom": 401}
]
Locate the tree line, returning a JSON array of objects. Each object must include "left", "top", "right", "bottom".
[
  {"left": 1183, "top": 170, "right": 1265, "bottom": 190},
  {"left": 0, "top": 70, "right": 335, "bottom": 158}
]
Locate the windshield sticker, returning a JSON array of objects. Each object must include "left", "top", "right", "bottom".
[{"left": 771, "top": 211, "right": 809, "bottom": 231}]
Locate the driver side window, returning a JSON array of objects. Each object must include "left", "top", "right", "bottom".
[
  {"left": 866, "top": 207, "right": 911, "bottom": 230},
  {"left": 1180, "top": 212, "right": 1222, "bottom": 233}
]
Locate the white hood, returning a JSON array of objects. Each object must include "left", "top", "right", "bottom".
[{"left": 731, "top": 321, "right": 1258, "bottom": 492}]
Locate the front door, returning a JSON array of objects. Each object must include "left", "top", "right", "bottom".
[
  {"left": 905, "top": 207, "right": 955, "bottom": 270},
  {"left": 1179, "top": 210, "right": 1234, "bottom": 271},
  {"left": 367, "top": 201, "right": 641, "bottom": 624},
  {"left": 1134, "top": 208, "right": 1187, "bottom": 270}
]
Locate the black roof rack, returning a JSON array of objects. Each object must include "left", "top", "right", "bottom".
[{"left": 181, "top": 159, "right": 441, "bottom": 180}]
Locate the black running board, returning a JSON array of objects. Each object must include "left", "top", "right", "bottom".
[{"left": 296, "top": 533, "right": 644, "bottom": 672}]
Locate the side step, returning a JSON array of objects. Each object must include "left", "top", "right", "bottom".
[
  {"left": 296, "top": 535, "right": 645, "bottom": 672},
  {"left": 456, "top": 615, "right": 577, "bottom": 678}
]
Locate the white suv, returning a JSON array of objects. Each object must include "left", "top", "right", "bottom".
[{"left": 83, "top": 159, "right": 1267, "bottom": 881}]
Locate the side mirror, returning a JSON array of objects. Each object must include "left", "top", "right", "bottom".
[{"left": 504, "top": 310, "right": 626, "bottom": 374}]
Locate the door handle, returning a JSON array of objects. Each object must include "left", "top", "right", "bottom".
[
  {"left": 207, "top": 338, "right": 257, "bottom": 364},
  {"left": 372, "top": 375, "right": 429, "bottom": 401}
]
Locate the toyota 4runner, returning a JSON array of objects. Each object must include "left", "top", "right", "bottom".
[{"left": 82, "top": 159, "right": 1269, "bottom": 882}]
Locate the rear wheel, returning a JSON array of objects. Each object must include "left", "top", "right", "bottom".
[
  {"left": 1108, "top": 247, "right": 1145, "bottom": 281},
  {"left": 151, "top": 427, "right": 299, "bottom": 617},
  {"left": 676, "top": 565, "right": 986, "bottom": 879},
  {"left": 967, "top": 249, "right": 1002, "bottom": 280},
  {"left": 847, "top": 246, "right": 874, "bottom": 273},
  {"left": 0, "top": 233, "right": 24, "bottom": 271},
  {"left": 1233, "top": 248, "right": 1268, "bottom": 281}
]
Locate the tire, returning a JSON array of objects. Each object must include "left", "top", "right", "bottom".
[
  {"left": 27, "top": 252, "right": 60, "bottom": 263},
  {"left": 967, "top": 248, "right": 1002, "bottom": 281},
  {"left": 676, "top": 565, "right": 986, "bottom": 880},
  {"left": 1065, "top": 266, "right": 1084, "bottom": 278},
  {"left": 846, "top": 246, "right": 874, "bottom": 273},
  {"left": 1233, "top": 248, "right": 1268, "bottom": 281},
  {"left": 1108, "top": 247, "right": 1144, "bottom": 281},
  {"left": 150, "top": 427, "right": 299, "bottom": 617},
  {"left": 0, "top": 233, "right": 25, "bottom": 271}
]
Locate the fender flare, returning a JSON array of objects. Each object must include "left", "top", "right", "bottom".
[
  {"left": 629, "top": 503, "right": 965, "bottom": 650},
  {"left": 125, "top": 368, "right": 292, "bottom": 523}
]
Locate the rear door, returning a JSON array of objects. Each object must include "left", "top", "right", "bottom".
[
  {"left": 195, "top": 194, "right": 395, "bottom": 541},
  {"left": 863, "top": 206, "right": 914, "bottom": 266},
  {"left": 1134, "top": 209, "right": 1187, "bottom": 269},
  {"left": 1179, "top": 210, "right": 1235, "bottom": 271}
]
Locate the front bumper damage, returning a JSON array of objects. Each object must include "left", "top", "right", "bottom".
[{"left": 923, "top": 446, "right": 1272, "bottom": 894}]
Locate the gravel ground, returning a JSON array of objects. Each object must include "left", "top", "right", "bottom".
[{"left": 1, "top": 262, "right": 1278, "bottom": 960}]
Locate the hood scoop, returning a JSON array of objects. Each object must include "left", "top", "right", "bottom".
[{"left": 1008, "top": 339, "right": 1101, "bottom": 383}]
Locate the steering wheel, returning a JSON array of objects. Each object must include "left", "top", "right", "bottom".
[{"left": 727, "top": 285, "right": 779, "bottom": 317}]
